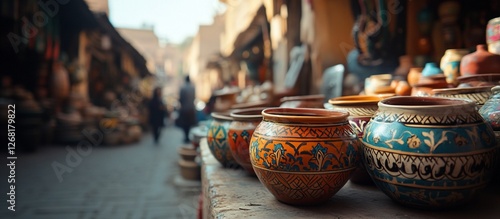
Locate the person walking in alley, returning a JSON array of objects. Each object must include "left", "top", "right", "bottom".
[
  {"left": 178, "top": 75, "right": 197, "bottom": 143},
  {"left": 148, "top": 87, "right": 167, "bottom": 144}
]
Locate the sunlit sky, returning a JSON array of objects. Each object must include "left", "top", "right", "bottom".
[{"left": 108, "top": 0, "right": 225, "bottom": 44}]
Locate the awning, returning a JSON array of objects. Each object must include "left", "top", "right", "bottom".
[{"left": 94, "top": 13, "right": 151, "bottom": 78}]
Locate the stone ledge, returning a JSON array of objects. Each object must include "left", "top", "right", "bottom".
[{"left": 200, "top": 138, "right": 500, "bottom": 218}]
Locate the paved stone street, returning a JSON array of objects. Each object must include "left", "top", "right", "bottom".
[{"left": 0, "top": 124, "right": 201, "bottom": 219}]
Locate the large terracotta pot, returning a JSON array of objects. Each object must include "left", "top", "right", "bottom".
[
  {"left": 249, "top": 108, "right": 360, "bottom": 205},
  {"left": 440, "top": 49, "right": 469, "bottom": 85},
  {"left": 329, "top": 95, "right": 387, "bottom": 185},
  {"left": 207, "top": 112, "right": 239, "bottom": 168},
  {"left": 460, "top": 44, "right": 500, "bottom": 75},
  {"left": 279, "top": 94, "right": 324, "bottom": 108},
  {"left": 362, "top": 96, "right": 498, "bottom": 209},
  {"left": 457, "top": 73, "right": 500, "bottom": 87},
  {"left": 228, "top": 107, "right": 265, "bottom": 175}
]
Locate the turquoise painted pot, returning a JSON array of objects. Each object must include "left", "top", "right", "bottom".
[
  {"left": 361, "top": 96, "right": 498, "bottom": 209},
  {"left": 207, "top": 112, "right": 239, "bottom": 168}
]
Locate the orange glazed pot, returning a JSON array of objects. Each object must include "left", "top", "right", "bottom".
[
  {"left": 249, "top": 108, "right": 361, "bottom": 205},
  {"left": 228, "top": 108, "right": 265, "bottom": 175}
]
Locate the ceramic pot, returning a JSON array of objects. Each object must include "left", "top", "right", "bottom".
[
  {"left": 479, "top": 86, "right": 500, "bottom": 132},
  {"left": 207, "top": 112, "right": 239, "bottom": 168},
  {"left": 362, "top": 96, "right": 498, "bottom": 209},
  {"left": 440, "top": 49, "right": 470, "bottom": 85},
  {"left": 479, "top": 86, "right": 500, "bottom": 183},
  {"left": 460, "top": 45, "right": 500, "bottom": 75},
  {"left": 421, "top": 62, "right": 443, "bottom": 77},
  {"left": 364, "top": 74, "right": 393, "bottom": 95},
  {"left": 487, "top": 17, "right": 500, "bottom": 54},
  {"left": 250, "top": 108, "right": 360, "bottom": 205},
  {"left": 228, "top": 107, "right": 265, "bottom": 175},
  {"left": 433, "top": 86, "right": 493, "bottom": 107},
  {"left": 412, "top": 75, "right": 449, "bottom": 96},
  {"left": 279, "top": 94, "right": 324, "bottom": 108},
  {"left": 329, "top": 95, "right": 387, "bottom": 185},
  {"left": 407, "top": 67, "right": 423, "bottom": 87}
]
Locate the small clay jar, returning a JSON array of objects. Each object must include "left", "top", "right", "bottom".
[
  {"left": 279, "top": 94, "right": 325, "bottom": 108},
  {"left": 460, "top": 45, "right": 500, "bottom": 75}
]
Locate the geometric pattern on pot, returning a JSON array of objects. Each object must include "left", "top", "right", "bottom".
[
  {"left": 253, "top": 168, "right": 352, "bottom": 205},
  {"left": 331, "top": 106, "right": 378, "bottom": 116},
  {"left": 207, "top": 117, "right": 238, "bottom": 168},
  {"left": 362, "top": 145, "right": 497, "bottom": 189},
  {"left": 372, "top": 110, "right": 484, "bottom": 125},
  {"left": 251, "top": 124, "right": 359, "bottom": 172},
  {"left": 254, "top": 120, "right": 356, "bottom": 139},
  {"left": 434, "top": 90, "right": 492, "bottom": 106}
]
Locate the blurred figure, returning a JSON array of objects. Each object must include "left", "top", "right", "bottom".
[
  {"left": 179, "top": 75, "right": 196, "bottom": 143},
  {"left": 148, "top": 87, "right": 167, "bottom": 144}
]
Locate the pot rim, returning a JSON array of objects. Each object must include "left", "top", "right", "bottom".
[
  {"left": 280, "top": 94, "right": 325, "bottom": 103},
  {"left": 328, "top": 95, "right": 387, "bottom": 106},
  {"left": 379, "top": 96, "right": 476, "bottom": 110},
  {"left": 492, "top": 85, "right": 500, "bottom": 92},
  {"left": 211, "top": 111, "right": 233, "bottom": 121},
  {"left": 230, "top": 107, "right": 266, "bottom": 121},
  {"left": 262, "top": 107, "right": 348, "bottom": 124},
  {"left": 432, "top": 86, "right": 494, "bottom": 95}
]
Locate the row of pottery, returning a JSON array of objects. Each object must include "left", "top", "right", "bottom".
[{"left": 205, "top": 91, "right": 500, "bottom": 209}]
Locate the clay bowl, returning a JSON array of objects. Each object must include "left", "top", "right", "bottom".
[
  {"left": 279, "top": 94, "right": 325, "bottom": 108},
  {"left": 457, "top": 73, "right": 500, "bottom": 87},
  {"left": 433, "top": 86, "right": 494, "bottom": 107},
  {"left": 231, "top": 100, "right": 271, "bottom": 110}
]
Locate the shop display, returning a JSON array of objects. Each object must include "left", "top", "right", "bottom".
[
  {"left": 361, "top": 97, "right": 498, "bottom": 209},
  {"left": 249, "top": 108, "right": 360, "bottom": 205}
]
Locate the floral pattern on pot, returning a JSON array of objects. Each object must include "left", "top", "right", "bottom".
[
  {"left": 250, "top": 108, "right": 360, "bottom": 205},
  {"left": 361, "top": 96, "right": 499, "bottom": 209},
  {"left": 207, "top": 112, "right": 239, "bottom": 168}
]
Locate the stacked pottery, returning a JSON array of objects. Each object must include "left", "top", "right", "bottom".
[
  {"left": 361, "top": 96, "right": 498, "bottom": 209},
  {"left": 227, "top": 107, "right": 265, "bottom": 175},
  {"left": 207, "top": 111, "right": 239, "bottom": 168},
  {"left": 279, "top": 94, "right": 325, "bottom": 108},
  {"left": 329, "top": 95, "right": 388, "bottom": 185},
  {"left": 249, "top": 108, "right": 360, "bottom": 205},
  {"left": 440, "top": 49, "right": 469, "bottom": 85}
]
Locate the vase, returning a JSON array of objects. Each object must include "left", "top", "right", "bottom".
[
  {"left": 279, "top": 94, "right": 325, "bottom": 108},
  {"left": 421, "top": 62, "right": 443, "bottom": 77},
  {"left": 487, "top": 17, "right": 500, "bottom": 54},
  {"left": 228, "top": 107, "right": 264, "bottom": 175},
  {"left": 249, "top": 108, "right": 360, "bottom": 205},
  {"left": 440, "top": 49, "right": 470, "bottom": 85},
  {"left": 361, "top": 96, "right": 498, "bottom": 209},
  {"left": 207, "top": 112, "right": 239, "bottom": 168},
  {"left": 407, "top": 67, "right": 423, "bottom": 87},
  {"left": 460, "top": 45, "right": 500, "bottom": 75},
  {"left": 329, "top": 95, "right": 387, "bottom": 185}
]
